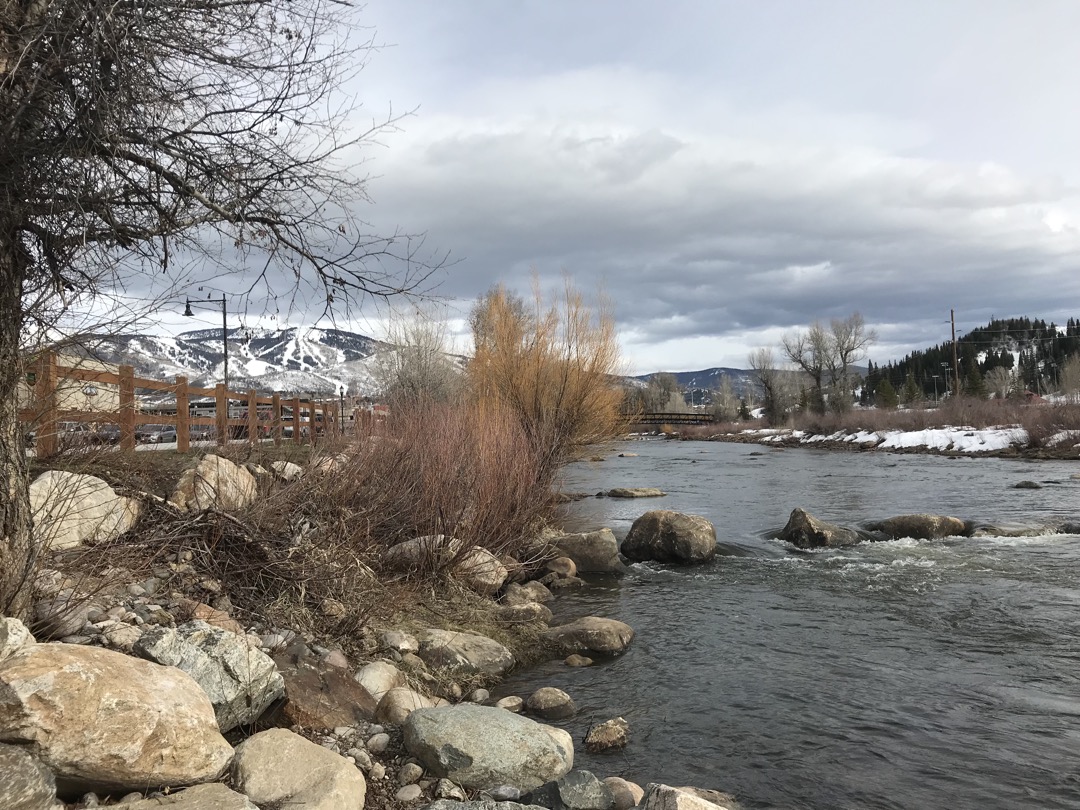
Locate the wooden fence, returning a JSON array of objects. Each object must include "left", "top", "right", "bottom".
[{"left": 18, "top": 351, "right": 349, "bottom": 456}]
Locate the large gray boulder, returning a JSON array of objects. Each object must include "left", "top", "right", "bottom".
[
  {"left": 621, "top": 511, "right": 717, "bottom": 565},
  {"left": 232, "top": 728, "right": 366, "bottom": 810},
  {"left": 0, "top": 743, "right": 58, "bottom": 810},
  {"left": 551, "top": 529, "right": 625, "bottom": 574},
  {"left": 403, "top": 705, "right": 573, "bottom": 791},
  {"left": 0, "top": 642, "right": 232, "bottom": 796},
  {"left": 778, "top": 508, "right": 863, "bottom": 549},
  {"left": 864, "top": 514, "right": 971, "bottom": 540},
  {"left": 170, "top": 454, "right": 257, "bottom": 512},
  {"left": 415, "top": 628, "right": 515, "bottom": 678},
  {"left": 135, "top": 620, "right": 284, "bottom": 732},
  {"left": 29, "top": 470, "right": 140, "bottom": 550},
  {"left": 544, "top": 617, "right": 634, "bottom": 657},
  {"left": 455, "top": 546, "right": 509, "bottom": 597},
  {"left": 605, "top": 488, "right": 666, "bottom": 498}
]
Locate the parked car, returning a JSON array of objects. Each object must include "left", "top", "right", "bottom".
[
  {"left": 92, "top": 424, "right": 122, "bottom": 445},
  {"left": 135, "top": 424, "right": 177, "bottom": 444}
]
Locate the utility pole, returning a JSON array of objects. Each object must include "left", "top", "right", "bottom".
[{"left": 951, "top": 309, "right": 960, "bottom": 397}]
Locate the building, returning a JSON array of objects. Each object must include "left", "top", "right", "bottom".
[{"left": 17, "top": 354, "right": 121, "bottom": 414}]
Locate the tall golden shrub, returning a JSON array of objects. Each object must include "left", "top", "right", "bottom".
[{"left": 468, "top": 279, "right": 625, "bottom": 481}]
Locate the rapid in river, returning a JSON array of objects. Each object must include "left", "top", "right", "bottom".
[{"left": 499, "top": 440, "right": 1080, "bottom": 810}]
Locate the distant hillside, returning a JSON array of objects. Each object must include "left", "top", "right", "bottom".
[{"left": 868, "top": 316, "right": 1080, "bottom": 399}]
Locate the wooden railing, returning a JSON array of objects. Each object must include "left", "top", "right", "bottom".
[
  {"left": 624, "top": 411, "right": 716, "bottom": 425},
  {"left": 18, "top": 351, "right": 348, "bottom": 456}
]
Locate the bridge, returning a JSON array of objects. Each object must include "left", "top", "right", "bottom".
[{"left": 623, "top": 412, "right": 716, "bottom": 426}]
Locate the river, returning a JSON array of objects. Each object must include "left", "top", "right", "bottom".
[{"left": 497, "top": 440, "right": 1080, "bottom": 809}]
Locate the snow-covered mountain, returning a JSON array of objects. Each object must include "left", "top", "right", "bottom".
[{"left": 75, "top": 327, "right": 391, "bottom": 396}]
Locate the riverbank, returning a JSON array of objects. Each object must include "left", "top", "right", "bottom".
[{"left": 2, "top": 444, "right": 743, "bottom": 810}]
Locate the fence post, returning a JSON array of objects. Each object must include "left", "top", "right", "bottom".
[
  {"left": 292, "top": 396, "right": 302, "bottom": 445},
  {"left": 216, "top": 384, "right": 228, "bottom": 446},
  {"left": 176, "top": 376, "right": 190, "bottom": 453},
  {"left": 36, "top": 351, "right": 59, "bottom": 457},
  {"left": 248, "top": 389, "right": 258, "bottom": 446},
  {"left": 118, "top": 365, "right": 136, "bottom": 451},
  {"left": 272, "top": 393, "right": 282, "bottom": 446}
]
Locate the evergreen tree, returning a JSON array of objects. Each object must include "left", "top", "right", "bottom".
[
  {"left": 963, "top": 365, "right": 988, "bottom": 399},
  {"left": 875, "top": 379, "right": 899, "bottom": 409},
  {"left": 901, "top": 372, "right": 922, "bottom": 406}
]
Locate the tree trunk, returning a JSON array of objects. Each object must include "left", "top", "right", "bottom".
[{"left": 0, "top": 228, "right": 34, "bottom": 619}]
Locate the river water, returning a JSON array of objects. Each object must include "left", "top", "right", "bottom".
[{"left": 499, "top": 440, "right": 1080, "bottom": 810}]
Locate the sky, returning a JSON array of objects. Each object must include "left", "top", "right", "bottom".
[{"left": 155, "top": 1, "right": 1080, "bottom": 375}]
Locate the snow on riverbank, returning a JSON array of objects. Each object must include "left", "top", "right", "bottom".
[{"left": 746, "top": 425, "right": 1029, "bottom": 453}]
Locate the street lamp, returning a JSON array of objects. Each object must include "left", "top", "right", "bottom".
[
  {"left": 339, "top": 385, "right": 346, "bottom": 434},
  {"left": 931, "top": 375, "right": 940, "bottom": 401},
  {"left": 184, "top": 294, "right": 229, "bottom": 393}
]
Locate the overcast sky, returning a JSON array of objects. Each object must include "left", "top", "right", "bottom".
[{"left": 153, "top": 1, "right": 1080, "bottom": 374}]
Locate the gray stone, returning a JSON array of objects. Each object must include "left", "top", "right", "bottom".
[
  {"left": 380, "top": 630, "right": 420, "bottom": 654},
  {"left": 29, "top": 470, "right": 140, "bottom": 550},
  {"left": 403, "top": 705, "right": 573, "bottom": 791},
  {"left": 470, "top": 688, "right": 491, "bottom": 703},
  {"left": 606, "top": 488, "right": 666, "bottom": 498},
  {"left": 544, "top": 617, "right": 635, "bottom": 656},
  {"left": 551, "top": 530, "right": 624, "bottom": 574},
  {"left": 503, "top": 581, "right": 553, "bottom": 606},
  {"left": 383, "top": 535, "right": 462, "bottom": 571},
  {"left": 0, "top": 617, "right": 34, "bottom": 663},
  {"left": 455, "top": 546, "right": 509, "bottom": 597},
  {"left": 565, "top": 655, "right": 594, "bottom": 667},
  {"left": 354, "top": 659, "right": 406, "bottom": 702},
  {"left": 527, "top": 687, "right": 577, "bottom": 720},
  {"left": 367, "top": 733, "right": 391, "bottom": 753},
  {"left": 498, "top": 603, "right": 554, "bottom": 624},
  {"left": 622, "top": 510, "right": 717, "bottom": 564},
  {"left": 102, "top": 623, "right": 143, "bottom": 652},
  {"left": 399, "top": 762, "right": 424, "bottom": 784},
  {"left": 525, "top": 770, "right": 615, "bottom": 810},
  {"left": 415, "top": 628, "right": 515, "bottom": 677},
  {"left": 232, "top": 728, "right": 366, "bottom": 809},
  {"left": 427, "top": 802, "right": 552, "bottom": 810},
  {"left": 396, "top": 784, "right": 424, "bottom": 802},
  {"left": 375, "top": 687, "right": 441, "bottom": 725},
  {"left": 435, "top": 779, "right": 467, "bottom": 800},
  {"left": 777, "top": 508, "right": 863, "bottom": 549},
  {"left": 170, "top": 455, "right": 257, "bottom": 512},
  {"left": 1013, "top": 480, "right": 1042, "bottom": 489},
  {"left": 604, "top": 778, "right": 644, "bottom": 810},
  {"left": 496, "top": 695, "right": 524, "bottom": 713},
  {"left": 30, "top": 598, "right": 88, "bottom": 640},
  {"left": 0, "top": 742, "right": 57, "bottom": 810},
  {"left": 270, "top": 460, "right": 304, "bottom": 482},
  {"left": 545, "top": 557, "right": 577, "bottom": 578},
  {"left": 134, "top": 620, "right": 284, "bottom": 732}
]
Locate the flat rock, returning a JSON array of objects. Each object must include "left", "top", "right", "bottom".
[
  {"left": 415, "top": 629, "right": 515, "bottom": 678},
  {"left": 605, "top": 488, "right": 666, "bottom": 498},
  {"left": 777, "top": 508, "right": 863, "bottom": 549},
  {"left": 864, "top": 514, "right": 971, "bottom": 540},
  {"left": 544, "top": 617, "right": 635, "bottom": 656},
  {"left": 134, "top": 620, "right": 284, "bottom": 732},
  {"left": 497, "top": 603, "right": 554, "bottom": 625},
  {"left": 622, "top": 511, "right": 717, "bottom": 564},
  {"left": 0, "top": 642, "right": 232, "bottom": 796},
  {"left": 403, "top": 705, "right": 573, "bottom": 791},
  {"left": 266, "top": 654, "right": 378, "bottom": 730},
  {"left": 551, "top": 529, "right": 625, "bottom": 574},
  {"left": 117, "top": 783, "right": 258, "bottom": 809},
  {"left": 232, "top": 728, "right": 366, "bottom": 809}
]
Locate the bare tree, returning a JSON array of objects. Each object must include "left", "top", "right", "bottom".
[
  {"left": 985, "top": 366, "right": 1013, "bottom": 400},
  {"left": 1, "top": 0, "right": 443, "bottom": 615},
  {"left": 1059, "top": 354, "right": 1080, "bottom": 404},
  {"left": 782, "top": 313, "right": 876, "bottom": 414},
  {"left": 748, "top": 347, "right": 792, "bottom": 426},
  {"left": 372, "top": 307, "right": 464, "bottom": 407},
  {"left": 710, "top": 375, "right": 739, "bottom": 422}
]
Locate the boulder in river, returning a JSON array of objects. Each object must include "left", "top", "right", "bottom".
[
  {"left": 864, "top": 514, "right": 972, "bottom": 540},
  {"left": 524, "top": 770, "right": 616, "bottom": 810},
  {"left": 621, "top": 510, "right": 717, "bottom": 564},
  {"left": 777, "top": 508, "right": 863, "bottom": 549},
  {"left": 605, "top": 488, "right": 666, "bottom": 498},
  {"left": 551, "top": 529, "right": 625, "bottom": 574},
  {"left": 544, "top": 617, "right": 634, "bottom": 656},
  {"left": 415, "top": 628, "right": 515, "bottom": 678},
  {"left": 641, "top": 783, "right": 739, "bottom": 810}
]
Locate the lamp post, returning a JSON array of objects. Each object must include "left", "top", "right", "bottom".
[
  {"left": 339, "top": 385, "right": 346, "bottom": 435},
  {"left": 931, "top": 375, "right": 940, "bottom": 402},
  {"left": 184, "top": 294, "right": 229, "bottom": 393}
]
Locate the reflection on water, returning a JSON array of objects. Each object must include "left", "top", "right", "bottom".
[{"left": 500, "top": 441, "right": 1080, "bottom": 810}]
